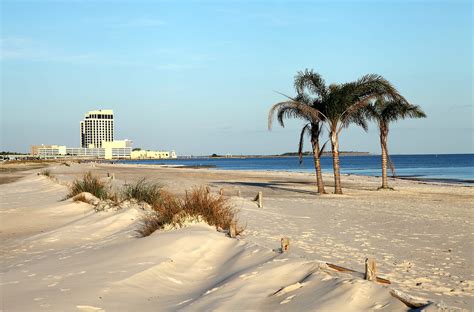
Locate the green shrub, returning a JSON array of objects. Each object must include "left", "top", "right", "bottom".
[
  {"left": 122, "top": 178, "right": 162, "bottom": 206},
  {"left": 66, "top": 172, "right": 109, "bottom": 200}
]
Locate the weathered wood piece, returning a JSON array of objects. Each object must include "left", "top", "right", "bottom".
[
  {"left": 389, "top": 289, "right": 431, "bottom": 309},
  {"left": 219, "top": 188, "right": 224, "bottom": 196},
  {"left": 325, "top": 262, "right": 390, "bottom": 284},
  {"left": 229, "top": 221, "right": 237, "bottom": 238},
  {"left": 258, "top": 191, "right": 263, "bottom": 208},
  {"left": 237, "top": 189, "right": 241, "bottom": 197},
  {"left": 281, "top": 237, "right": 290, "bottom": 252},
  {"left": 365, "top": 258, "right": 376, "bottom": 281}
]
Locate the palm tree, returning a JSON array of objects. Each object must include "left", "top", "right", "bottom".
[
  {"left": 365, "top": 99, "right": 426, "bottom": 189},
  {"left": 268, "top": 90, "right": 327, "bottom": 194},
  {"left": 296, "top": 71, "right": 407, "bottom": 194}
]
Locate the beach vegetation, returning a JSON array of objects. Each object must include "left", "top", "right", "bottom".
[
  {"left": 137, "top": 187, "right": 243, "bottom": 237},
  {"left": 39, "top": 169, "right": 52, "bottom": 177},
  {"left": 122, "top": 178, "right": 162, "bottom": 206},
  {"left": 72, "top": 192, "right": 98, "bottom": 205},
  {"left": 271, "top": 69, "right": 408, "bottom": 194},
  {"left": 365, "top": 99, "right": 426, "bottom": 189},
  {"left": 66, "top": 172, "right": 109, "bottom": 200},
  {"left": 268, "top": 70, "right": 328, "bottom": 194}
]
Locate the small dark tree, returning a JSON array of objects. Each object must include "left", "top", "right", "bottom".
[{"left": 365, "top": 99, "right": 426, "bottom": 189}]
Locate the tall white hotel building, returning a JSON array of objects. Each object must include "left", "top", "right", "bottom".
[{"left": 80, "top": 109, "right": 114, "bottom": 148}]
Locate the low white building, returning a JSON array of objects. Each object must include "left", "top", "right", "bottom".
[
  {"left": 37, "top": 140, "right": 132, "bottom": 160},
  {"left": 131, "top": 149, "right": 177, "bottom": 160}
]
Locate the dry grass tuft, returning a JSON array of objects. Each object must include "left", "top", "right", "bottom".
[
  {"left": 122, "top": 178, "right": 162, "bottom": 206},
  {"left": 66, "top": 172, "right": 109, "bottom": 200},
  {"left": 39, "top": 169, "right": 52, "bottom": 177},
  {"left": 72, "top": 193, "right": 96, "bottom": 205},
  {"left": 136, "top": 190, "right": 182, "bottom": 237},
  {"left": 137, "top": 187, "right": 243, "bottom": 237},
  {"left": 182, "top": 186, "right": 236, "bottom": 230}
]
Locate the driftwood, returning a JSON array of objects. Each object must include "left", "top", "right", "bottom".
[
  {"left": 254, "top": 191, "right": 263, "bottom": 208},
  {"left": 281, "top": 237, "right": 290, "bottom": 252},
  {"left": 229, "top": 221, "right": 237, "bottom": 238},
  {"left": 365, "top": 258, "right": 376, "bottom": 281},
  {"left": 325, "top": 262, "right": 391, "bottom": 284},
  {"left": 271, "top": 266, "right": 319, "bottom": 297},
  {"left": 389, "top": 289, "right": 431, "bottom": 309}
]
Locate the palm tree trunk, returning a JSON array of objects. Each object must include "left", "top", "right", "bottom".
[
  {"left": 330, "top": 131, "right": 343, "bottom": 194},
  {"left": 380, "top": 128, "right": 389, "bottom": 189},
  {"left": 311, "top": 138, "right": 326, "bottom": 194}
]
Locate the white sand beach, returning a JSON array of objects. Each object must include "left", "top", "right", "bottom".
[{"left": 1, "top": 162, "right": 473, "bottom": 311}]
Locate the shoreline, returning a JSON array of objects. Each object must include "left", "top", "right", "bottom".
[{"left": 104, "top": 161, "right": 474, "bottom": 187}]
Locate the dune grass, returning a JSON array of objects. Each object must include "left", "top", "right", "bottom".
[
  {"left": 39, "top": 169, "right": 52, "bottom": 177},
  {"left": 66, "top": 172, "right": 109, "bottom": 200},
  {"left": 137, "top": 186, "right": 243, "bottom": 237},
  {"left": 122, "top": 178, "right": 162, "bottom": 206},
  {"left": 72, "top": 193, "right": 96, "bottom": 205}
]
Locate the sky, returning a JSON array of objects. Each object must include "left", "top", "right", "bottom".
[{"left": 1, "top": 0, "right": 472, "bottom": 155}]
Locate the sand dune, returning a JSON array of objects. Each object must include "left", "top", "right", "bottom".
[{"left": 1, "top": 164, "right": 472, "bottom": 311}]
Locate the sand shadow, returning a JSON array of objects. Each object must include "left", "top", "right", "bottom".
[{"left": 215, "top": 180, "right": 319, "bottom": 196}]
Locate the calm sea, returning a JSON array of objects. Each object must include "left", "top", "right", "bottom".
[{"left": 119, "top": 154, "right": 474, "bottom": 184}]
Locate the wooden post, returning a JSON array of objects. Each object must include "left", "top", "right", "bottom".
[
  {"left": 111, "top": 173, "right": 115, "bottom": 180},
  {"left": 219, "top": 188, "right": 224, "bottom": 196},
  {"left": 281, "top": 237, "right": 290, "bottom": 252},
  {"left": 365, "top": 258, "right": 376, "bottom": 281},
  {"left": 237, "top": 189, "right": 241, "bottom": 197},
  {"left": 229, "top": 222, "right": 237, "bottom": 238},
  {"left": 206, "top": 186, "right": 211, "bottom": 194},
  {"left": 258, "top": 191, "right": 263, "bottom": 208}
]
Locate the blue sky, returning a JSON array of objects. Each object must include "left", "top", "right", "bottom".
[{"left": 1, "top": 0, "right": 472, "bottom": 155}]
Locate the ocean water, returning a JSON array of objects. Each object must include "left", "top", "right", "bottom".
[{"left": 120, "top": 154, "right": 474, "bottom": 183}]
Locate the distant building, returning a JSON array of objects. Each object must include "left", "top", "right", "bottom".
[
  {"left": 31, "top": 144, "right": 54, "bottom": 155},
  {"left": 80, "top": 109, "right": 114, "bottom": 148},
  {"left": 36, "top": 140, "right": 132, "bottom": 160},
  {"left": 102, "top": 140, "right": 132, "bottom": 159},
  {"left": 32, "top": 109, "right": 176, "bottom": 160},
  {"left": 131, "top": 149, "right": 177, "bottom": 159}
]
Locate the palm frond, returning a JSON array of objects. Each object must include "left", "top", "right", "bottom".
[
  {"left": 294, "top": 69, "right": 328, "bottom": 98},
  {"left": 318, "top": 140, "right": 329, "bottom": 158},
  {"left": 365, "top": 98, "right": 427, "bottom": 124},
  {"left": 298, "top": 123, "right": 312, "bottom": 164},
  {"left": 268, "top": 101, "right": 304, "bottom": 130}
]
